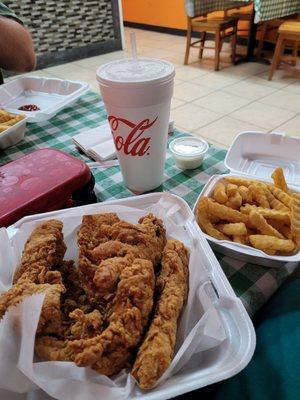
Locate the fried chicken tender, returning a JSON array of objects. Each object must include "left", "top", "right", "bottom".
[
  {"left": 69, "top": 309, "right": 104, "bottom": 340},
  {"left": 13, "top": 220, "right": 66, "bottom": 284},
  {"left": 93, "top": 255, "right": 134, "bottom": 298},
  {"left": 35, "top": 336, "right": 74, "bottom": 362},
  {"left": 78, "top": 213, "right": 120, "bottom": 252},
  {"left": 0, "top": 279, "right": 64, "bottom": 335},
  {"left": 67, "top": 259, "right": 155, "bottom": 376},
  {"left": 132, "top": 240, "right": 189, "bottom": 390},
  {"left": 77, "top": 213, "right": 120, "bottom": 302},
  {"left": 78, "top": 213, "right": 165, "bottom": 301},
  {"left": 89, "top": 214, "right": 166, "bottom": 267}
]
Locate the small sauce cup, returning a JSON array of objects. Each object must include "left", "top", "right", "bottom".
[{"left": 169, "top": 136, "right": 209, "bottom": 170}]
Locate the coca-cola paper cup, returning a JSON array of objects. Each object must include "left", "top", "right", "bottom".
[{"left": 97, "top": 58, "right": 175, "bottom": 193}]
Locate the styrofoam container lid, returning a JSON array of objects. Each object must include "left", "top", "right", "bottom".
[
  {"left": 224, "top": 131, "right": 300, "bottom": 188},
  {"left": 0, "top": 76, "right": 90, "bottom": 122},
  {"left": 97, "top": 57, "right": 175, "bottom": 87}
]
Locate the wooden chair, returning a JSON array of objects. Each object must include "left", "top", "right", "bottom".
[
  {"left": 257, "top": 14, "right": 300, "bottom": 59},
  {"left": 269, "top": 20, "right": 300, "bottom": 80},
  {"left": 184, "top": 1, "right": 248, "bottom": 71},
  {"left": 184, "top": 16, "right": 238, "bottom": 71}
]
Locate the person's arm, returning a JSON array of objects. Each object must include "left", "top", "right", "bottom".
[{"left": 0, "top": 16, "right": 36, "bottom": 72}]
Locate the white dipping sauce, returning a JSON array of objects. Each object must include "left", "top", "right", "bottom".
[{"left": 169, "top": 137, "right": 208, "bottom": 170}]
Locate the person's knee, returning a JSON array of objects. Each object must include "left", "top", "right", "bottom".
[{"left": 22, "top": 51, "right": 36, "bottom": 72}]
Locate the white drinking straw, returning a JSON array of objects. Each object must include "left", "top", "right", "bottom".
[{"left": 130, "top": 32, "right": 138, "bottom": 60}]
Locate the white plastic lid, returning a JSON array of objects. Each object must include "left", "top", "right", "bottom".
[
  {"left": 97, "top": 57, "right": 175, "bottom": 86},
  {"left": 169, "top": 137, "right": 209, "bottom": 157},
  {"left": 224, "top": 131, "right": 300, "bottom": 187}
]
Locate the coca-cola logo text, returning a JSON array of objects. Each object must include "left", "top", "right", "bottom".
[{"left": 108, "top": 116, "right": 158, "bottom": 157}]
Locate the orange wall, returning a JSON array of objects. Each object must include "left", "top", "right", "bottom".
[
  {"left": 122, "top": 0, "right": 187, "bottom": 30},
  {"left": 122, "top": 1, "right": 278, "bottom": 42}
]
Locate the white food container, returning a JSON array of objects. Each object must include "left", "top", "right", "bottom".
[
  {"left": 3, "top": 192, "right": 255, "bottom": 400},
  {"left": 194, "top": 131, "right": 300, "bottom": 268},
  {"left": 0, "top": 76, "right": 90, "bottom": 122},
  {"left": 169, "top": 136, "right": 209, "bottom": 170},
  {"left": 0, "top": 114, "right": 27, "bottom": 150}
]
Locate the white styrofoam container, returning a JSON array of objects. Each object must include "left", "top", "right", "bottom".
[
  {"left": 194, "top": 131, "right": 300, "bottom": 268},
  {"left": 6, "top": 192, "right": 255, "bottom": 400},
  {"left": 0, "top": 76, "right": 90, "bottom": 122},
  {"left": 0, "top": 114, "right": 27, "bottom": 150}
]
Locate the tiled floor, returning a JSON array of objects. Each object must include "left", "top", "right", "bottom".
[{"left": 10, "top": 27, "right": 300, "bottom": 149}]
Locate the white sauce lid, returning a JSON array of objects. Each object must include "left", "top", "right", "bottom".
[{"left": 169, "top": 137, "right": 209, "bottom": 157}]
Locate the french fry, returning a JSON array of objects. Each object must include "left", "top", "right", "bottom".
[
  {"left": 291, "top": 193, "right": 300, "bottom": 247},
  {"left": 268, "top": 219, "right": 292, "bottom": 239},
  {"left": 269, "top": 186, "right": 292, "bottom": 208},
  {"left": 238, "top": 186, "right": 252, "bottom": 203},
  {"left": 4, "top": 115, "right": 24, "bottom": 126},
  {"left": 0, "top": 124, "right": 9, "bottom": 133},
  {"left": 233, "top": 235, "right": 248, "bottom": 245},
  {"left": 280, "top": 225, "right": 292, "bottom": 240},
  {"left": 226, "top": 184, "right": 238, "bottom": 197},
  {"left": 265, "top": 189, "right": 289, "bottom": 212},
  {"left": 213, "top": 182, "right": 228, "bottom": 204},
  {"left": 226, "top": 191, "right": 242, "bottom": 209},
  {"left": 217, "top": 222, "right": 247, "bottom": 236},
  {"left": 225, "top": 177, "right": 256, "bottom": 187},
  {"left": 196, "top": 166, "right": 299, "bottom": 255},
  {"left": 249, "top": 184, "right": 270, "bottom": 208},
  {"left": 207, "top": 198, "right": 248, "bottom": 223},
  {"left": 271, "top": 167, "right": 289, "bottom": 193},
  {"left": 249, "top": 235, "right": 295, "bottom": 254},
  {"left": 240, "top": 204, "right": 290, "bottom": 224},
  {"left": 249, "top": 211, "right": 284, "bottom": 239},
  {"left": 0, "top": 109, "right": 14, "bottom": 123},
  {"left": 195, "top": 198, "right": 229, "bottom": 240},
  {"left": 267, "top": 218, "right": 284, "bottom": 230}
]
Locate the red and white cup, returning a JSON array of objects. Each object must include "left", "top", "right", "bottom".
[{"left": 96, "top": 58, "right": 175, "bottom": 193}]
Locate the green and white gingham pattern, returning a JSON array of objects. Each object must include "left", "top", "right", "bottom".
[
  {"left": 237, "top": 0, "right": 300, "bottom": 22},
  {"left": 253, "top": 0, "right": 300, "bottom": 22},
  {"left": 184, "top": 0, "right": 250, "bottom": 18},
  {"left": 0, "top": 91, "right": 291, "bottom": 316},
  {"left": 185, "top": 0, "right": 299, "bottom": 22}
]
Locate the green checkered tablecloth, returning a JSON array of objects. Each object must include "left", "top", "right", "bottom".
[
  {"left": 237, "top": 0, "right": 300, "bottom": 22},
  {"left": 0, "top": 91, "right": 292, "bottom": 316},
  {"left": 253, "top": 0, "right": 300, "bottom": 22},
  {"left": 185, "top": 0, "right": 300, "bottom": 22}
]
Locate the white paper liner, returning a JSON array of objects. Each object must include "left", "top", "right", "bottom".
[{"left": 0, "top": 194, "right": 227, "bottom": 399}]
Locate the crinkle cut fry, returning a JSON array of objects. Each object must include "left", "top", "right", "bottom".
[
  {"left": 132, "top": 239, "right": 189, "bottom": 390},
  {"left": 195, "top": 198, "right": 229, "bottom": 240},
  {"left": 291, "top": 193, "right": 300, "bottom": 247},
  {"left": 269, "top": 185, "right": 292, "bottom": 208},
  {"left": 206, "top": 198, "right": 248, "bottom": 223},
  {"left": 13, "top": 220, "right": 66, "bottom": 284},
  {"left": 67, "top": 258, "right": 155, "bottom": 376},
  {"left": 271, "top": 167, "right": 289, "bottom": 193},
  {"left": 249, "top": 235, "right": 295, "bottom": 254}
]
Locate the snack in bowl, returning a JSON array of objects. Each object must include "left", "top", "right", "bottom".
[
  {"left": 195, "top": 167, "right": 299, "bottom": 256},
  {"left": 0, "top": 109, "right": 25, "bottom": 133},
  {"left": 0, "top": 213, "right": 189, "bottom": 390}
]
